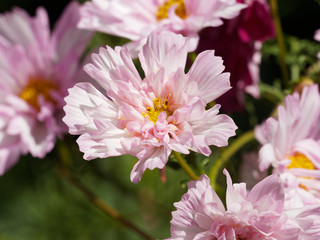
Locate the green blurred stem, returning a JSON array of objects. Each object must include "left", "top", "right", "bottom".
[
  {"left": 188, "top": 52, "right": 197, "bottom": 63},
  {"left": 56, "top": 144, "right": 154, "bottom": 240},
  {"left": 57, "top": 140, "right": 73, "bottom": 168},
  {"left": 209, "top": 130, "right": 255, "bottom": 190},
  {"left": 270, "top": 0, "right": 290, "bottom": 88},
  {"left": 172, "top": 151, "right": 199, "bottom": 180}
]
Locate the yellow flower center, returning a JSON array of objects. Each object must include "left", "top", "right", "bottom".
[
  {"left": 20, "top": 77, "right": 57, "bottom": 111},
  {"left": 156, "top": 0, "right": 187, "bottom": 21},
  {"left": 298, "top": 183, "right": 309, "bottom": 191},
  {"left": 287, "top": 152, "right": 315, "bottom": 170},
  {"left": 143, "top": 98, "right": 172, "bottom": 124},
  {"left": 287, "top": 152, "right": 316, "bottom": 191}
]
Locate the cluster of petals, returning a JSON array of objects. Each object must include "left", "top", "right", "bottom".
[
  {"left": 63, "top": 31, "right": 237, "bottom": 183},
  {"left": 78, "top": 0, "right": 247, "bottom": 55},
  {"left": 196, "top": 0, "right": 275, "bottom": 111},
  {"left": 255, "top": 84, "right": 320, "bottom": 204},
  {"left": 168, "top": 170, "right": 320, "bottom": 240},
  {"left": 0, "top": 2, "right": 92, "bottom": 175}
]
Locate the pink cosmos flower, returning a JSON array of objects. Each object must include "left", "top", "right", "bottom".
[
  {"left": 255, "top": 84, "right": 320, "bottom": 204},
  {"left": 196, "top": 0, "right": 275, "bottom": 112},
  {"left": 0, "top": 2, "right": 92, "bottom": 175},
  {"left": 78, "top": 0, "right": 247, "bottom": 55},
  {"left": 239, "top": 151, "right": 267, "bottom": 190},
  {"left": 63, "top": 31, "right": 237, "bottom": 183},
  {"left": 314, "top": 29, "right": 320, "bottom": 59},
  {"left": 167, "top": 170, "right": 320, "bottom": 240}
]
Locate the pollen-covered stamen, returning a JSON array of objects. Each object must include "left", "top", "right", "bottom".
[
  {"left": 143, "top": 98, "right": 172, "bottom": 124},
  {"left": 156, "top": 0, "right": 187, "bottom": 21},
  {"left": 287, "top": 152, "right": 316, "bottom": 191},
  {"left": 20, "top": 77, "right": 57, "bottom": 111},
  {"left": 287, "top": 152, "right": 315, "bottom": 170}
]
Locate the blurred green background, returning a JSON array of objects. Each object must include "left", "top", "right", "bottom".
[{"left": 1, "top": 0, "right": 320, "bottom": 240}]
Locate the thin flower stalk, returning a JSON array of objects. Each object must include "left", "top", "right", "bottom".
[
  {"left": 57, "top": 167, "right": 154, "bottom": 240},
  {"left": 209, "top": 130, "right": 255, "bottom": 189},
  {"left": 270, "top": 0, "right": 290, "bottom": 88},
  {"left": 172, "top": 151, "right": 199, "bottom": 180}
]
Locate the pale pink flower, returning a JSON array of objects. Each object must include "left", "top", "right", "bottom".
[
  {"left": 196, "top": 0, "right": 275, "bottom": 112},
  {"left": 314, "top": 29, "right": 320, "bottom": 42},
  {"left": 239, "top": 151, "right": 268, "bottom": 190},
  {"left": 314, "top": 29, "right": 320, "bottom": 59},
  {"left": 63, "top": 32, "right": 237, "bottom": 183},
  {"left": 78, "top": 0, "right": 247, "bottom": 55},
  {"left": 167, "top": 170, "right": 320, "bottom": 240},
  {"left": 0, "top": 2, "right": 92, "bottom": 175},
  {"left": 255, "top": 84, "right": 320, "bottom": 204}
]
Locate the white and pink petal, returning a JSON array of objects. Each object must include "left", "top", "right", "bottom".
[
  {"left": 85, "top": 46, "right": 142, "bottom": 90},
  {"left": 186, "top": 50, "right": 231, "bottom": 103},
  {"left": 63, "top": 82, "right": 119, "bottom": 134},
  {"left": 139, "top": 31, "right": 190, "bottom": 78}
]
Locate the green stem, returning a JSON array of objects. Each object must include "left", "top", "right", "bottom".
[
  {"left": 188, "top": 52, "right": 197, "bottom": 63},
  {"left": 209, "top": 130, "right": 255, "bottom": 190},
  {"left": 57, "top": 168, "right": 154, "bottom": 240},
  {"left": 57, "top": 140, "right": 73, "bottom": 167},
  {"left": 56, "top": 144, "right": 154, "bottom": 240},
  {"left": 270, "top": 0, "right": 290, "bottom": 88},
  {"left": 172, "top": 151, "right": 199, "bottom": 180}
]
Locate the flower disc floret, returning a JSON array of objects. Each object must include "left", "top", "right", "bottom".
[
  {"left": 287, "top": 153, "right": 315, "bottom": 170},
  {"left": 20, "top": 77, "right": 58, "bottom": 111},
  {"left": 156, "top": 0, "right": 187, "bottom": 20},
  {"left": 142, "top": 98, "right": 172, "bottom": 124}
]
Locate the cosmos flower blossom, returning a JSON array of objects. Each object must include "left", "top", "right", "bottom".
[
  {"left": 255, "top": 84, "right": 320, "bottom": 204},
  {"left": 314, "top": 29, "right": 320, "bottom": 58},
  {"left": 167, "top": 170, "right": 320, "bottom": 240},
  {"left": 0, "top": 2, "right": 92, "bottom": 175},
  {"left": 196, "top": 0, "right": 275, "bottom": 112},
  {"left": 63, "top": 31, "right": 237, "bottom": 183},
  {"left": 78, "top": 0, "right": 247, "bottom": 55}
]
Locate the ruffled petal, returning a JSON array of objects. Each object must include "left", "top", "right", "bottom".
[
  {"left": 84, "top": 46, "right": 142, "bottom": 91},
  {"left": 63, "top": 82, "right": 119, "bottom": 134},
  {"left": 52, "top": 1, "right": 92, "bottom": 63},
  {"left": 139, "top": 31, "right": 190, "bottom": 78},
  {"left": 186, "top": 50, "right": 231, "bottom": 103}
]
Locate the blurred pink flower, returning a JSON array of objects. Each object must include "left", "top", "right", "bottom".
[
  {"left": 78, "top": 0, "right": 246, "bottom": 55},
  {"left": 239, "top": 151, "right": 268, "bottom": 190},
  {"left": 167, "top": 170, "right": 320, "bottom": 240},
  {"left": 0, "top": 2, "right": 92, "bottom": 175},
  {"left": 314, "top": 29, "right": 320, "bottom": 59},
  {"left": 63, "top": 32, "right": 237, "bottom": 183},
  {"left": 255, "top": 84, "right": 320, "bottom": 204},
  {"left": 196, "top": 0, "right": 275, "bottom": 112}
]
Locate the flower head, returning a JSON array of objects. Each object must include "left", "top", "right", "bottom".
[
  {"left": 255, "top": 84, "right": 320, "bottom": 204},
  {"left": 167, "top": 170, "right": 320, "bottom": 240},
  {"left": 314, "top": 29, "right": 320, "bottom": 59},
  {"left": 78, "top": 0, "right": 247, "bottom": 55},
  {"left": 196, "top": 0, "right": 275, "bottom": 112},
  {"left": 63, "top": 32, "right": 237, "bottom": 183},
  {"left": 0, "top": 2, "right": 92, "bottom": 175}
]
